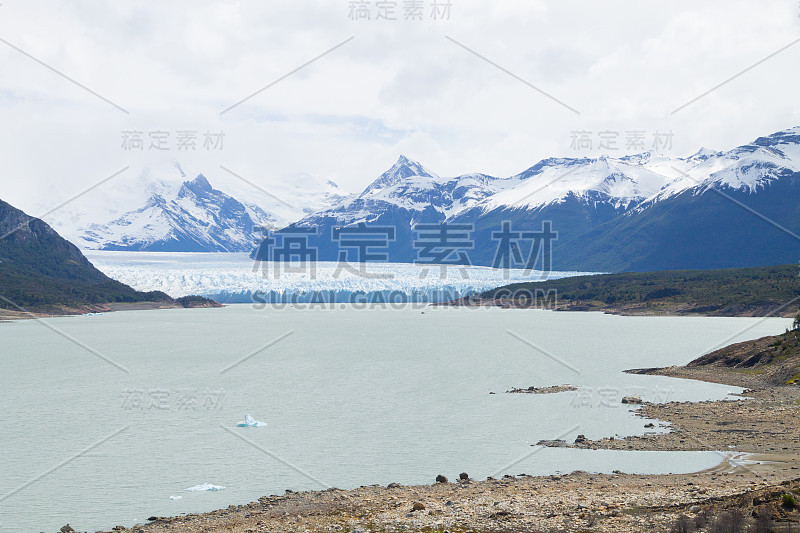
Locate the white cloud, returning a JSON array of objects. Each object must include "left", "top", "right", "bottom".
[{"left": 0, "top": 0, "right": 799, "bottom": 220}]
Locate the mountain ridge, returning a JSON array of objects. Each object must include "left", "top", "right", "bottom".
[
  {"left": 43, "top": 163, "right": 349, "bottom": 253},
  {"left": 273, "top": 125, "right": 800, "bottom": 271},
  {"left": 39, "top": 124, "right": 800, "bottom": 272}
]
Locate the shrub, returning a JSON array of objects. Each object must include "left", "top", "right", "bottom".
[
  {"left": 709, "top": 509, "right": 746, "bottom": 533},
  {"left": 671, "top": 514, "right": 695, "bottom": 533},
  {"left": 783, "top": 492, "right": 797, "bottom": 509},
  {"left": 694, "top": 509, "right": 710, "bottom": 529},
  {"left": 754, "top": 506, "right": 773, "bottom": 533}
]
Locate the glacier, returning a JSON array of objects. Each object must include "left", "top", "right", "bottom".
[{"left": 84, "top": 251, "right": 592, "bottom": 303}]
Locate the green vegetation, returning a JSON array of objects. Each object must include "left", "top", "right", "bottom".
[
  {"left": 0, "top": 257, "right": 174, "bottom": 311},
  {"left": 175, "top": 295, "right": 219, "bottom": 308},
  {"left": 783, "top": 493, "right": 797, "bottom": 509},
  {"left": 481, "top": 264, "right": 800, "bottom": 316},
  {"left": 0, "top": 207, "right": 170, "bottom": 311},
  {"left": 0, "top": 199, "right": 216, "bottom": 313}
]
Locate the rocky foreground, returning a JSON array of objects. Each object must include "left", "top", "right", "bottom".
[{"left": 89, "top": 466, "right": 799, "bottom": 533}]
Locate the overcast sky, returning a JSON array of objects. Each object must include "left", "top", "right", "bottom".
[{"left": 1, "top": 0, "right": 800, "bottom": 215}]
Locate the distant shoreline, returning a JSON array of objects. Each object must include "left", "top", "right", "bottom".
[
  {"left": 439, "top": 263, "right": 800, "bottom": 318},
  {"left": 438, "top": 297, "right": 797, "bottom": 318},
  {"left": 0, "top": 299, "right": 222, "bottom": 322},
  {"left": 436, "top": 296, "right": 798, "bottom": 317}
]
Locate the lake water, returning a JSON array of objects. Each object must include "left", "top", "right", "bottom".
[{"left": 0, "top": 305, "right": 791, "bottom": 532}]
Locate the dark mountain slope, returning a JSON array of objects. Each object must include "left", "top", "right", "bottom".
[{"left": 0, "top": 199, "right": 215, "bottom": 313}]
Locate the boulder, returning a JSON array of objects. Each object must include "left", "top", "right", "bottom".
[
  {"left": 459, "top": 472, "right": 469, "bottom": 481},
  {"left": 435, "top": 474, "right": 448, "bottom": 483},
  {"left": 536, "top": 439, "right": 567, "bottom": 447}
]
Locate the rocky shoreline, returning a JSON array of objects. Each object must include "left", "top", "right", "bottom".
[
  {"left": 83, "top": 378, "right": 800, "bottom": 533},
  {"left": 74, "top": 331, "right": 800, "bottom": 533},
  {"left": 505, "top": 384, "right": 578, "bottom": 394},
  {"left": 539, "top": 386, "right": 800, "bottom": 455},
  {"left": 93, "top": 462, "right": 800, "bottom": 533},
  {"left": 0, "top": 298, "right": 222, "bottom": 322}
]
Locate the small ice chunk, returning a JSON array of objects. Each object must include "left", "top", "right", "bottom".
[
  {"left": 184, "top": 483, "right": 225, "bottom": 492},
  {"left": 236, "top": 414, "right": 266, "bottom": 427},
  {"left": 169, "top": 495, "right": 183, "bottom": 500}
]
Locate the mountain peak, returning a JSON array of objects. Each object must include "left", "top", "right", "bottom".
[
  {"left": 178, "top": 174, "right": 215, "bottom": 199},
  {"left": 688, "top": 147, "right": 718, "bottom": 160},
  {"left": 361, "top": 156, "right": 438, "bottom": 196},
  {"left": 390, "top": 155, "right": 429, "bottom": 174},
  {"left": 189, "top": 174, "right": 212, "bottom": 191}
]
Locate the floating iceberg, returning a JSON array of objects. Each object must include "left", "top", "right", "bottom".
[
  {"left": 237, "top": 414, "right": 266, "bottom": 427},
  {"left": 184, "top": 483, "right": 225, "bottom": 492},
  {"left": 169, "top": 495, "right": 182, "bottom": 500}
]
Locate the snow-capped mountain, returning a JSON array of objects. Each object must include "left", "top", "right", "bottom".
[
  {"left": 640, "top": 126, "right": 800, "bottom": 206},
  {"left": 80, "top": 175, "right": 270, "bottom": 252},
  {"left": 255, "top": 156, "right": 514, "bottom": 263},
  {"left": 556, "top": 126, "right": 800, "bottom": 271},
  {"left": 44, "top": 163, "right": 350, "bottom": 253},
  {"left": 256, "top": 125, "right": 800, "bottom": 272},
  {"left": 446, "top": 155, "right": 681, "bottom": 267},
  {"left": 471, "top": 156, "right": 672, "bottom": 213},
  {"left": 40, "top": 124, "right": 800, "bottom": 271},
  {"left": 317, "top": 155, "right": 508, "bottom": 223}
]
